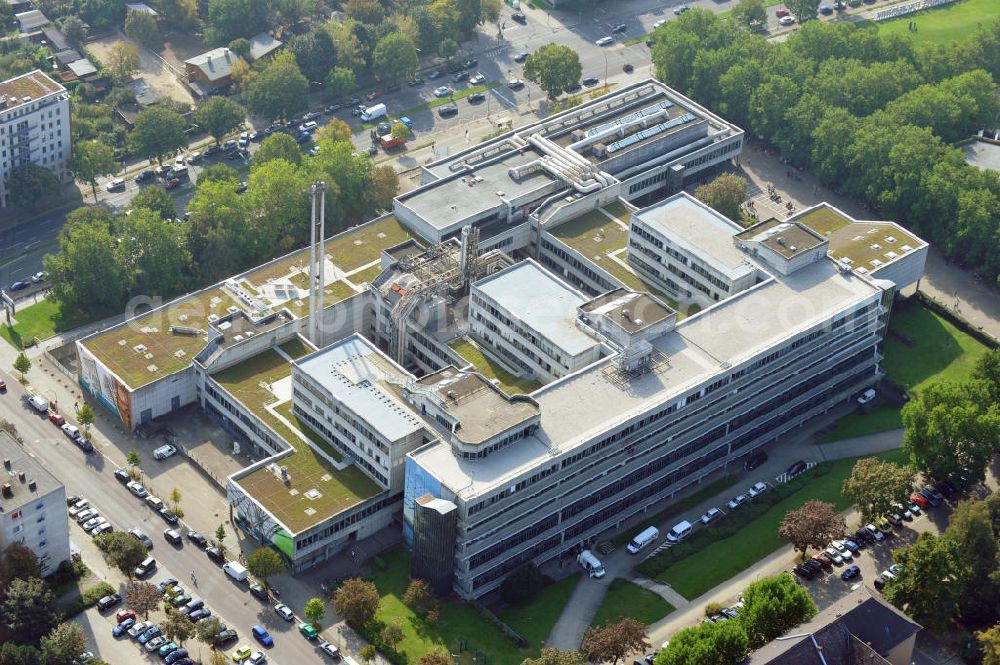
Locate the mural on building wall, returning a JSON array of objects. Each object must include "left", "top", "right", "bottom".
[
  {"left": 403, "top": 456, "right": 442, "bottom": 547},
  {"left": 78, "top": 344, "right": 124, "bottom": 424},
  {"left": 229, "top": 482, "right": 296, "bottom": 560}
]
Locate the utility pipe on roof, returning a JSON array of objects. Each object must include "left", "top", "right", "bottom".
[{"left": 566, "top": 108, "right": 671, "bottom": 153}]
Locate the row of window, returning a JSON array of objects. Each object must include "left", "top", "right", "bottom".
[
  {"left": 293, "top": 404, "right": 389, "bottom": 486},
  {"left": 626, "top": 169, "right": 670, "bottom": 196},
  {"left": 294, "top": 492, "right": 402, "bottom": 551},
  {"left": 540, "top": 238, "right": 616, "bottom": 295},
  {"left": 682, "top": 140, "right": 742, "bottom": 171}
]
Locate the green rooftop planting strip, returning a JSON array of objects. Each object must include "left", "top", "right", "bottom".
[{"left": 448, "top": 337, "right": 543, "bottom": 395}]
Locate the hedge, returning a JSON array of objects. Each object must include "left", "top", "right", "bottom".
[{"left": 60, "top": 581, "right": 115, "bottom": 619}]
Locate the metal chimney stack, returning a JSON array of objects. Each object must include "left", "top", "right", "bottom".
[{"left": 308, "top": 181, "right": 327, "bottom": 347}]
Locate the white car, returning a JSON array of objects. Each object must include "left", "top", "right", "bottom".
[
  {"left": 249, "top": 651, "right": 267, "bottom": 665},
  {"left": 319, "top": 641, "right": 340, "bottom": 659},
  {"left": 673, "top": 4, "right": 691, "bottom": 13},
  {"left": 832, "top": 540, "right": 854, "bottom": 561},
  {"left": 91, "top": 521, "right": 113, "bottom": 536},
  {"left": 595, "top": 36, "right": 613, "bottom": 46},
  {"left": 274, "top": 603, "right": 294, "bottom": 621},
  {"left": 128, "top": 620, "right": 153, "bottom": 639},
  {"left": 433, "top": 86, "right": 452, "bottom": 97},
  {"left": 700, "top": 507, "right": 722, "bottom": 525},
  {"left": 653, "top": 19, "right": 666, "bottom": 28},
  {"left": 153, "top": 444, "right": 177, "bottom": 460},
  {"left": 469, "top": 73, "right": 486, "bottom": 84},
  {"left": 75, "top": 509, "right": 97, "bottom": 524},
  {"left": 61, "top": 424, "right": 81, "bottom": 440},
  {"left": 824, "top": 546, "right": 843, "bottom": 565},
  {"left": 747, "top": 482, "right": 768, "bottom": 498},
  {"left": 105, "top": 177, "right": 126, "bottom": 192},
  {"left": 864, "top": 523, "right": 885, "bottom": 542},
  {"left": 857, "top": 388, "right": 876, "bottom": 405},
  {"left": 127, "top": 481, "right": 148, "bottom": 498},
  {"left": 31, "top": 271, "right": 47, "bottom": 282},
  {"left": 68, "top": 499, "right": 90, "bottom": 517},
  {"left": 81, "top": 515, "right": 103, "bottom": 531},
  {"left": 72, "top": 652, "right": 95, "bottom": 665},
  {"left": 174, "top": 155, "right": 186, "bottom": 166},
  {"left": 778, "top": 15, "right": 795, "bottom": 24},
  {"left": 727, "top": 494, "right": 748, "bottom": 510},
  {"left": 881, "top": 568, "right": 896, "bottom": 580}
]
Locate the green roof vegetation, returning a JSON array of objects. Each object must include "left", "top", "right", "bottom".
[
  {"left": 83, "top": 288, "right": 239, "bottom": 389},
  {"left": 273, "top": 400, "right": 343, "bottom": 463},
  {"left": 215, "top": 349, "right": 381, "bottom": 533},
  {"left": 796, "top": 206, "right": 852, "bottom": 236},
  {"left": 285, "top": 281, "right": 359, "bottom": 318},
  {"left": 349, "top": 264, "right": 384, "bottom": 286},
  {"left": 278, "top": 337, "right": 312, "bottom": 360},
  {"left": 448, "top": 337, "right": 542, "bottom": 395}
]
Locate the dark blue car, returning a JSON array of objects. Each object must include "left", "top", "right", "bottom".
[
  {"left": 113, "top": 617, "right": 135, "bottom": 637},
  {"left": 252, "top": 625, "right": 273, "bottom": 647},
  {"left": 841, "top": 565, "right": 861, "bottom": 581}
]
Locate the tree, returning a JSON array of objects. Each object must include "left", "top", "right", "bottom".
[
  {"left": 228, "top": 38, "right": 250, "bottom": 58},
  {"left": 1, "top": 577, "right": 57, "bottom": 643},
  {"left": 943, "top": 499, "right": 999, "bottom": 626},
  {"left": 196, "top": 617, "right": 224, "bottom": 648},
  {"left": 95, "top": 530, "right": 147, "bottom": 579},
  {"left": 246, "top": 52, "right": 309, "bottom": 122},
  {"left": 210, "top": 650, "right": 229, "bottom": 665},
  {"left": 76, "top": 403, "right": 95, "bottom": 435},
  {"left": 581, "top": 618, "right": 649, "bottom": 665},
  {"left": 521, "top": 648, "right": 585, "bottom": 665},
  {"left": 902, "top": 380, "right": 1000, "bottom": 486},
  {"left": 215, "top": 523, "right": 227, "bottom": 551},
  {"left": 169, "top": 488, "right": 182, "bottom": 513},
  {"left": 62, "top": 16, "right": 87, "bottom": 45},
  {"left": 246, "top": 548, "right": 284, "bottom": 588},
  {"left": 979, "top": 621, "right": 1000, "bottom": 665},
  {"left": 127, "top": 449, "right": 141, "bottom": 471},
  {"left": 437, "top": 37, "right": 458, "bottom": 62},
  {"left": 130, "top": 106, "right": 187, "bottom": 164},
  {"left": 246, "top": 158, "right": 311, "bottom": 252},
  {"left": 105, "top": 43, "right": 140, "bottom": 84},
  {"left": 125, "top": 581, "right": 161, "bottom": 618},
  {"left": 69, "top": 140, "right": 117, "bottom": 200},
  {"left": 737, "top": 573, "right": 817, "bottom": 648},
  {"left": 500, "top": 563, "right": 544, "bottom": 604},
  {"left": 884, "top": 532, "right": 960, "bottom": 631},
  {"left": 41, "top": 622, "right": 87, "bottom": 665},
  {"left": 402, "top": 578, "right": 433, "bottom": 615},
  {"left": 130, "top": 186, "right": 176, "bottom": 220},
  {"left": 116, "top": 209, "right": 192, "bottom": 297},
  {"left": 230, "top": 57, "right": 255, "bottom": 90},
  {"left": 5, "top": 163, "right": 60, "bottom": 208},
  {"left": 778, "top": 500, "right": 846, "bottom": 559},
  {"left": 524, "top": 43, "right": 582, "bottom": 101},
  {"left": 304, "top": 597, "right": 326, "bottom": 626},
  {"left": 842, "top": 457, "right": 915, "bottom": 523},
  {"left": 732, "top": 0, "right": 767, "bottom": 30},
  {"left": 197, "top": 163, "right": 241, "bottom": 186},
  {"left": 163, "top": 607, "right": 195, "bottom": 645},
  {"left": 973, "top": 348, "right": 1000, "bottom": 404},
  {"left": 326, "top": 66, "right": 356, "bottom": 101},
  {"left": 419, "top": 652, "right": 452, "bottom": 665},
  {"left": 43, "top": 207, "right": 126, "bottom": 318},
  {"left": 373, "top": 33, "right": 418, "bottom": 87},
  {"left": 694, "top": 174, "right": 747, "bottom": 223},
  {"left": 254, "top": 133, "right": 302, "bottom": 167},
  {"left": 275, "top": 0, "right": 315, "bottom": 30},
  {"left": 380, "top": 621, "right": 404, "bottom": 650},
  {"left": 12, "top": 353, "right": 30, "bottom": 382},
  {"left": 333, "top": 578, "right": 380, "bottom": 628},
  {"left": 0, "top": 543, "right": 41, "bottom": 591},
  {"left": 784, "top": 0, "right": 820, "bottom": 22},
  {"left": 125, "top": 10, "right": 158, "bottom": 45},
  {"left": 656, "top": 620, "right": 749, "bottom": 665},
  {"left": 194, "top": 97, "right": 244, "bottom": 146},
  {"left": 288, "top": 29, "right": 336, "bottom": 83},
  {"left": 359, "top": 645, "right": 376, "bottom": 665},
  {"left": 205, "top": 0, "right": 267, "bottom": 44},
  {"left": 344, "top": 0, "right": 384, "bottom": 24},
  {"left": 315, "top": 119, "right": 352, "bottom": 145}
]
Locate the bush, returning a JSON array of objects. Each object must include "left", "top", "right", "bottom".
[
  {"left": 353, "top": 619, "right": 409, "bottom": 665},
  {"left": 636, "top": 464, "right": 832, "bottom": 578},
  {"left": 61, "top": 581, "right": 115, "bottom": 618}
]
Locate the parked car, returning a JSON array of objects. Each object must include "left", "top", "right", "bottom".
[
  {"left": 433, "top": 85, "right": 452, "bottom": 98},
  {"left": 438, "top": 105, "right": 458, "bottom": 118},
  {"left": 831, "top": 541, "right": 854, "bottom": 561},
  {"left": 164, "top": 529, "right": 182, "bottom": 545},
  {"left": 187, "top": 531, "right": 208, "bottom": 548},
  {"left": 468, "top": 92, "right": 486, "bottom": 103},
  {"left": 114, "top": 469, "right": 130, "bottom": 484},
  {"left": 157, "top": 578, "right": 178, "bottom": 593},
  {"left": 188, "top": 608, "right": 212, "bottom": 623},
  {"left": 744, "top": 450, "right": 767, "bottom": 470},
  {"left": 785, "top": 460, "right": 807, "bottom": 477},
  {"left": 507, "top": 78, "right": 525, "bottom": 90},
  {"left": 159, "top": 642, "right": 179, "bottom": 658},
  {"left": 61, "top": 424, "right": 81, "bottom": 440},
  {"left": 116, "top": 609, "right": 137, "bottom": 623},
  {"left": 407, "top": 77, "right": 424, "bottom": 87},
  {"left": 170, "top": 593, "right": 192, "bottom": 607},
  {"left": 159, "top": 507, "right": 179, "bottom": 524},
  {"left": 129, "top": 528, "right": 154, "bottom": 549},
  {"left": 232, "top": 646, "right": 253, "bottom": 662},
  {"left": 68, "top": 499, "right": 90, "bottom": 517},
  {"left": 841, "top": 565, "right": 861, "bottom": 581},
  {"left": 319, "top": 641, "right": 340, "bottom": 659},
  {"left": 864, "top": 523, "right": 885, "bottom": 542},
  {"left": 298, "top": 622, "right": 318, "bottom": 640},
  {"left": 747, "top": 481, "right": 768, "bottom": 498},
  {"left": 153, "top": 444, "right": 177, "bottom": 460},
  {"left": 595, "top": 36, "right": 613, "bottom": 46},
  {"left": 812, "top": 551, "right": 833, "bottom": 569},
  {"left": 452, "top": 71, "right": 469, "bottom": 83},
  {"left": 673, "top": 4, "right": 691, "bottom": 13},
  {"left": 144, "top": 635, "right": 167, "bottom": 652},
  {"left": 513, "top": 52, "right": 529, "bottom": 63},
  {"left": 469, "top": 73, "right": 486, "bottom": 85},
  {"left": 113, "top": 617, "right": 135, "bottom": 637},
  {"left": 206, "top": 546, "right": 225, "bottom": 563},
  {"left": 249, "top": 583, "right": 268, "bottom": 601},
  {"left": 98, "top": 593, "right": 122, "bottom": 611},
  {"left": 274, "top": 603, "right": 294, "bottom": 621},
  {"left": 622, "top": 63, "right": 634, "bottom": 73},
  {"left": 164, "top": 178, "right": 181, "bottom": 190},
  {"left": 252, "top": 625, "right": 273, "bottom": 647},
  {"left": 166, "top": 649, "right": 190, "bottom": 664},
  {"left": 106, "top": 178, "right": 126, "bottom": 192},
  {"left": 778, "top": 15, "right": 795, "bottom": 25},
  {"left": 582, "top": 76, "right": 599, "bottom": 87},
  {"left": 911, "top": 493, "right": 929, "bottom": 510},
  {"left": 823, "top": 546, "right": 843, "bottom": 565},
  {"left": 215, "top": 629, "right": 238, "bottom": 645},
  {"left": 700, "top": 507, "right": 722, "bottom": 525},
  {"left": 727, "top": 494, "right": 748, "bottom": 510},
  {"left": 75, "top": 437, "right": 94, "bottom": 453},
  {"left": 512, "top": 10, "right": 527, "bottom": 23},
  {"left": 49, "top": 412, "right": 66, "bottom": 426},
  {"left": 127, "top": 481, "right": 148, "bottom": 498},
  {"left": 135, "top": 170, "right": 155, "bottom": 183},
  {"left": 128, "top": 621, "right": 152, "bottom": 639}
]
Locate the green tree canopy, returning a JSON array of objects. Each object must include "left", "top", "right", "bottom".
[
  {"left": 732, "top": 0, "right": 767, "bottom": 30},
  {"left": 246, "top": 158, "right": 311, "bottom": 253},
  {"left": 130, "top": 106, "right": 187, "bottom": 164},
  {"left": 0, "top": 543, "right": 41, "bottom": 591},
  {"left": 694, "top": 173, "right": 747, "bottom": 223},
  {"left": 1, "top": 577, "right": 58, "bottom": 643},
  {"left": 130, "top": 185, "right": 176, "bottom": 220},
  {"left": 5, "top": 163, "right": 60, "bottom": 208},
  {"left": 246, "top": 548, "right": 285, "bottom": 588},
  {"left": 104, "top": 43, "right": 140, "bottom": 84},
  {"left": 69, "top": 139, "right": 118, "bottom": 200},
  {"left": 288, "top": 29, "right": 336, "bottom": 83},
  {"left": 194, "top": 97, "right": 244, "bottom": 146},
  {"left": 95, "top": 530, "right": 148, "bottom": 579},
  {"left": 326, "top": 66, "right": 357, "bottom": 101},
  {"left": 254, "top": 133, "right": 302, "bottom": 166},
  {"left": 115, "top": 208, "right": 192, "bottom": 298},
  {"left": 124, "top": 9, "right": 158, "bottom": 45},
  {"left": 737, "top": 573, "right": 816, "bottom": 648},
  {"left": 373, "top": 33, "right": 418, "bottom": 87},
  {"left": 228, "top": 38, "right": 250, "bottom": 58},
  {"left": 842, "top": 457, "right": 915, "bottom": 523},
  {"left": 333, "top": 578, "right": 380, "bottom": 628},
  {"left": 246, "top": 52, "right": 309, "bottom": 122},
  {"left": 884, "top": 532, "right": 960, "bottom": 631},
  {"left": 656, "top": 620, "right": 749, "bottom": 665},
  {"left": 304, "top": 597, "right": 326, "bottom": 625},
  {"left": 524, "top": 43, "right": 582, "bottom": 101}
]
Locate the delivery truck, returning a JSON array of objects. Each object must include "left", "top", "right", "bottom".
[{"left": 361, "top": 103, "right": 388, "bottom": 122}]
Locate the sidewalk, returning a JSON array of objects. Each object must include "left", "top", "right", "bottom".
[{"left": 544, "top": 424, "right": 903, "bottom": 648}]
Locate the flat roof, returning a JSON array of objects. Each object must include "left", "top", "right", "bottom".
[
  {"left": 580, "top": 288, "right": 674, "bottom": 334},
  {"left": 218, "top": 349, "right": 382, "bottom": 533},
  {"left": 794, "top": 204, "right": 926, "bottom": 272},
  {"left": 415, "top": 368, "right": 540, "bottom": 447},
  {"left": 473, "top": 259, "right": 598, "bottom": 357},
  {"left": 413, "top": 257, "right": 881, "bottom": 496},
  {"left": 295, "top": 335, "right": 424, "bottom": 442},
  {"left": 632, "top": 193, "right": 753, "bottom": 279},
  {"left": 15, "top": 10, "right": 49, "bottom": 31},
  {"left": 736, "top": 218, "right": 826, "bottom": 259},
  {"left": 0, "top": 70, "right": 63, "bottom": 111},
  {"left": 448, "top": 337, "right": 543, "bottom": 395},
  {"left": 400, "top": 150, "right": 555, "bottom": 232},
  {"left": 82, "top": 215, "right": 416, "bottom": 390},
  {"left": 0, "top": 432, "right": 63, "bottom": 508}
]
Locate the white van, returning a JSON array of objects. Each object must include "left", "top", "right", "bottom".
[
  {"left": 577, "top": 549, "right": 606, "bottom": 578},
  {"left": 171, "top": 165, "right": 189, "bottom": 179},
  {"left": 666, "top": 520, "right": 693, "bottom": 543},
  {"left": 27, "top": 394, "right": 48, "bottom": 412},
  {"left": 626, "top": 526, "right": 659, "bottom": 554},
  {"left": 223, "top": 561, "right": 248, "bottom": 582}
]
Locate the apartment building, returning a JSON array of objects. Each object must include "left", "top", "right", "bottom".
[
  {"left": 0, "top": 70, "right": 71, "bottom": 207},
  {"left": 0, "top": 432, "right": 71, "bottom": 576}
]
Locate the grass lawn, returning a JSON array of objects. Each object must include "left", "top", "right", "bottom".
[
  {"left": 449, "top": 337, "right": 543, "bottom": 395},
  {"left": 818, "top": 404, "right": 903, "bottom": 443},
  {"left": 369, "top": 549, "right": 534, "bottom": 665},
  {"left": 656, "top": 449, "right": 908, "bottom": 600},
  {"left": 0, "top": 298, "right": 89, "bottom": 349},
  {"left": 498, "top": 574, "right": 582, "bottom": 647},
  {"left": 878, "top": 0, "right": 1000, "bottom": 46},
  {"left": 883, "top": 304, "right": 990, "bottom": 394},
  {"left": 590, "top": 578, "right": 675, "bottom": 628}
]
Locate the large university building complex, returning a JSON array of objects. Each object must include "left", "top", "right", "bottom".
[
  {"left": 0, "top": 70, "right": 71, "bottom": 208},
  {"left": 76, "top": 80, "right": 928, "bottom": 593}
]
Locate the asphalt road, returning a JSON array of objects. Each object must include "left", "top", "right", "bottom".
[{"left": 1, "top": 381, "right": 336, "bottom": 665}]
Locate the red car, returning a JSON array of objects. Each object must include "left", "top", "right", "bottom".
[
  {"left": 366, "top": 91, "right": 379, "bottom": 101},
  {"left": 910, "top": 494, "right": 929, "bottom": 509},
  {"left": 116, "top": 609, "right": 137, "bottom": 624},
  {"left": 164, "top": 178, "right": 181, "bottom": 190},
  {"left": 48, "top": 412, "right": 65, "bottom": 426},
  {"left": 776, "top": 7, "right": 790, "bottom": 16}
]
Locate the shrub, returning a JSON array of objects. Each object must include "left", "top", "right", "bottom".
[{"left": 61, "top": 581, "right": 115, "bottom": 618}]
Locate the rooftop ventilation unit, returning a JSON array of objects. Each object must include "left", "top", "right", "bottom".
[
  {"left": 28, "top": 480, "right": 36, "bottom": 492},
  {"left": 1, "top": 483, "right": 11, "bottom": 498},
  {"left": 17, "top": 471, "right": 25, "bottom": 483},
  {"left": 170, "top": 325, "right": 201, "bottom": 335},
  {"left": 3, "top": 458, "right": 9, "bottom": 469}
]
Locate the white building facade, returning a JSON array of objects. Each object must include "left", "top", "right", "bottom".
[{"left": 0, "top": 70, "right": 71, "bottom": 207}]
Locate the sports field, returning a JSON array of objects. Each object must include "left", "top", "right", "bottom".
[{"left": 878, "top": 0, "right": 999, "bottom": 46}]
